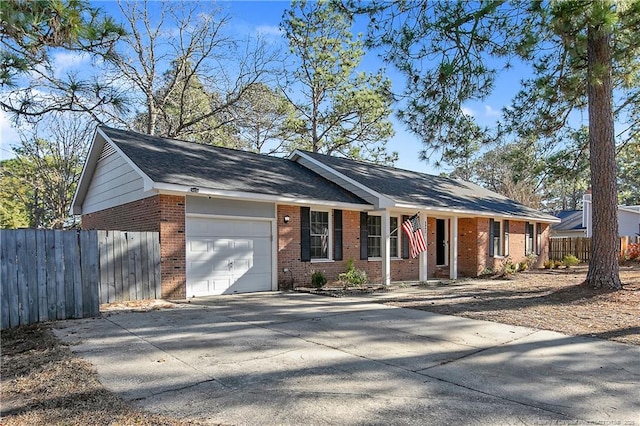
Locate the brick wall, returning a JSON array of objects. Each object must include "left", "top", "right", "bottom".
[
  {"left": 81, "top": 194, "right": 186, "bottom": 299},
  {"left": 277, "top": 205, "right": 420, "bottom": 288},
  {"left": 158, "top": 195, "right": 186, "bottom": 299},
  {"left": 458, "top": 218, "right": 479, "bottom": 276},
  {"left": 82, "top": 196, "right": 161, "bottom": 232}
]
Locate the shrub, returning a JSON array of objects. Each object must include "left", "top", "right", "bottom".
[
  {"left": 503, "top": 261, "right": 517, "bottom": 275},
  {"left": 311, "top": 271, "right": 327, "bottom": 288},
  {"left": 627, "top": 243, "right": 640, "bottom": 261},
  {"left": 480, "top": 267, "right": 494, "bottom": 276},
  {"left": 562, "top": 254, "right": 580, "bottom": 267},
  {"left": 554, "top": 260, "right": 564, "bottom": 269},
  {"left": 338, "top": 258, "right": 368, "bottom": 288},
  {"left": 520, "top": 253, "right": 538, "bottom": 271},
  {"left": 543, "top": 260, "right": 554, "bottom": 269}
]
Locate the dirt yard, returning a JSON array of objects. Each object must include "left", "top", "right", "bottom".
[
  {"left": 1, "top": 263, "right": 638, "bottom": 424},
  {"left": 385, "top": 263, "right": 640, "bottom": 346}
]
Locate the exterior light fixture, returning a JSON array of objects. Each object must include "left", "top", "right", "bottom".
[
  {"left": 284, "top": 215, "right": 290, "bottom": 223},
  {"left": 189, "top": 187, "right": 199, "bottom": 193}
]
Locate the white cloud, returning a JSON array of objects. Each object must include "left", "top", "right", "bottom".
[
  {"left": 484, "top": 104, "right": 501, "bottom": 118},
  {"left": 256, "top": 25, "right": 282, "bottom": 37},
  {"left": 52, "top": 51, "right": 91, "bottom": 77},
  {"left": 0, "top": 110, "right": 20, "bottom": 160},
  {"left": 461, "top": 106, "right": 475, "bottom": 117}
]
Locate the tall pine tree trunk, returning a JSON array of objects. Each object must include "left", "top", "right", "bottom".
[{"left": 585, "top": 14, "right": 622, "bottom": 290}]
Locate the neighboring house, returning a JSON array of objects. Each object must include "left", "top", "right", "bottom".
[
  {"left": 581, "top": 193, "right": 640, "bottom": 238},
  {"left": 550, "top": 210, "right": 587, "bottom": 238},
  {"left": 72, "top": 127, "right": 559, "bottom": 299}
]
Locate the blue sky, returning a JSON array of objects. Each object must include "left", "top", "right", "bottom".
[{"left": 1, "top": 0, "right": 524, "bottom": 174}]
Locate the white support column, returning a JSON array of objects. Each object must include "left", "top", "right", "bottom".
[
  {"left": 381, "top": 210, "right": 391, "bottom": 285},
  {"left": 450, "top": 216, "right": 458, "bottom": 280},
  {"left": 419, "top": 211, "right": 428, "bottom": 282}
]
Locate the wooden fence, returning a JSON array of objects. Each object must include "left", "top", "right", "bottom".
[
  {"left": 549, "top": 236, "right": 636, "bottom": 262},
  {"left": 1, "top": 229, "right": 160, "bottom": 329}
]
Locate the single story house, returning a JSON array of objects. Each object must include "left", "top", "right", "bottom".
[
  {"left": 583, "top": 193, "right": 640, "bottom": 238},
  {"left": 550, "top": 210, "right": 587, "bottom": 238},
  {"left": 552, "top": 193, "right": 640, "bottom": 239},
  {"left": 72, "top": 126, "right": 559, "bottom": 299}
]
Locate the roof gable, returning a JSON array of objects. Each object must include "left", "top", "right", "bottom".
[{"left": 88, "top": 127, "right": 368, "bottom": 207}]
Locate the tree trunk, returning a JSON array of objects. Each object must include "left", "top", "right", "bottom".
[{"left": 584, "top": 18, "right": 622, "bottom": 290}]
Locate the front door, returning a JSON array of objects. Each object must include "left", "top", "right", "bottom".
[{"left": 436, "top": 219, "right": 447, "bottom": 265}]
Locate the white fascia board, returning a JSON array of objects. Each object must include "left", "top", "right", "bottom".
[
  {"left": 290, "top": 150, "right": 395, "bottom": 209},
  {"left": 619, "top": 205, "right": 640, "bottom": 215},
  {"left": 152, "top": 182, "right": 374, "bottom": 211},
  {"left": 393, "top": 203, "right": 561, "bottom": 223},
  {"left": 71, "top": 127, "right": 101, "bottom": 214}
]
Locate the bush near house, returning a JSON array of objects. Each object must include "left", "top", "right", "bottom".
[
  {"left": 311, "top": 271, "right": 327, "bottom": 288},
  {"left": 627, "top": 243, "right": 640, "bottom": 261},
  {"left": 338, "top": 259, "right": 368, "bottom": 288},
  {"left": 562, "top": 254, "right": 580, "bottom": 267}
]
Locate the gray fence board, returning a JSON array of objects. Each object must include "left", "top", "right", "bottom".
[
  {"left": 16, "top": 230, "right": 29, "bottom": 325},
  {"left": 63, "top": 231, "right": 76, "bottom": 319},
  {"left": 45, "top": 230, "right": 57, "bottom": 321},
  {"left": 7, "top": 231, "right": 19, "bottom": 327},
  {"left": 1, "top": 232, "right": 10, "bottom": 329},
  {"left": 25, "top": 231, "right": 38, "bottom": 324},
  {"left": 152, "top": 232, "right": 161, "bottom": 299},
  {"left": 1, "top": 229, "right": 160, "bottom": 329},
  {"left": 54, "top": 230, "right": 65, "bottom": 320},
  {"left": 36, "top": 231, "right": 47, "bottom": 322}
]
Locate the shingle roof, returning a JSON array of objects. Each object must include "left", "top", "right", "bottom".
[
  {"left": 301, "top": 151, "right": 558, "bottom": 221},
  {"left": 100, "top": 127, "right": 368, "bottom": 205},
  {"left": 552, "top": 210, "right": 585, "bottom": 231}
]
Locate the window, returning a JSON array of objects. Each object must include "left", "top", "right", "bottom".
[
  {"left": 492, "top": 219, "right": 501, "bottom": 257},
  {"left": 536, "top": 223, "right": 542, "bottom": 255},
  {"left": 489, "top": 219, "right": 509, "bottom": 257},
  {"left": 310, "top": 210, "right": 329, "bottom": 259},
  {"left": 367, "top": 215, "right": 400, "bottom": 258},
  {"left": 525, "top": 223, "right": 535, "bottom": 255},
  {"left": 367, "top": 216, "right": 382, "bottom": 257},
  {"left": 390, "top": 217, "right": 399, "bottom": 257}
]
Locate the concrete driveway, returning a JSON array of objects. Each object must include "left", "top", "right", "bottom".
[{"left": 54, "top": 292, "right": 639, "bottom": 425}]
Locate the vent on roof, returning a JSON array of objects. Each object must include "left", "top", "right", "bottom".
[{"left": 98, "top": 143, "right": 115, "bottom": 161}]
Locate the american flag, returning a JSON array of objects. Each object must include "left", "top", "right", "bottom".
[{"left": 401, "top": 214, "right": 427, "bottom": 258}]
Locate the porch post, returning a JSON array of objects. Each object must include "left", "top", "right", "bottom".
[
  {"left": 450, "top": 216, "right": 458, "bottom": 279},
  {"left": 419, "top": 211, "right": 428, "bottom": 282},
  {"left": 381, "top": 210, "right": 391, "bottom": 285}
]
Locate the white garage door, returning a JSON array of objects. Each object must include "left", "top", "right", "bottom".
[{"left": 186, "top": 216, "right": 273, "bottom": 297}]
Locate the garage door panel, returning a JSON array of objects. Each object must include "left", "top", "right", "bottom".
[
  {"left": 186, "top": 217, "right": 272, "bottom": 297},
  {"left": 187, "top": 217, "right": 270, "bottom": 239}
]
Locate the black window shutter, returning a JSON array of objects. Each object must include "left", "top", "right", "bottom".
[
  {"left": 334, "top": 209, "right": 343, "bottom": 261},
  {"left": 401, "top": 215, "right": 410, "bottom": 259},
  {"left": 489, "top": 219, "right": 495, "bottom": 257},
  {"left": 300, "top": 207, "right": 311, "bottom": 262},
  {"left": 360, "top": 212, "right": 368, "bottom": 260}
]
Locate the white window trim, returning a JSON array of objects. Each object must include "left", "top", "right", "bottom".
[
  {"left": 367, "top": 214, "right": 401, "bottom": 259},
  {"left": 492, "top": 219, "right": 504, "bottom": 258},
  {"left": 310, "top": 208, "right": 332, "bottom": 261}
]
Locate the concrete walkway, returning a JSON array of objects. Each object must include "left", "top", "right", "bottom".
[{"left": 54, "top": 292, "right": 640, "bottom": 425}]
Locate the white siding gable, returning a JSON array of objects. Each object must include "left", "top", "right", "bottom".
[{"left": 82, "top": 142, "right": 152, "bottom": 214}]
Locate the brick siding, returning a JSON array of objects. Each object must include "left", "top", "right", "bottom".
[
  {"left": 277, "top": 205, "right": 420, "bottom": 289},
  {"left": 81, "top": 194, "right": 186, "bottom": 299},
  {"left": 84, "top": 197, "right": 551, "bottom": 295}
]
